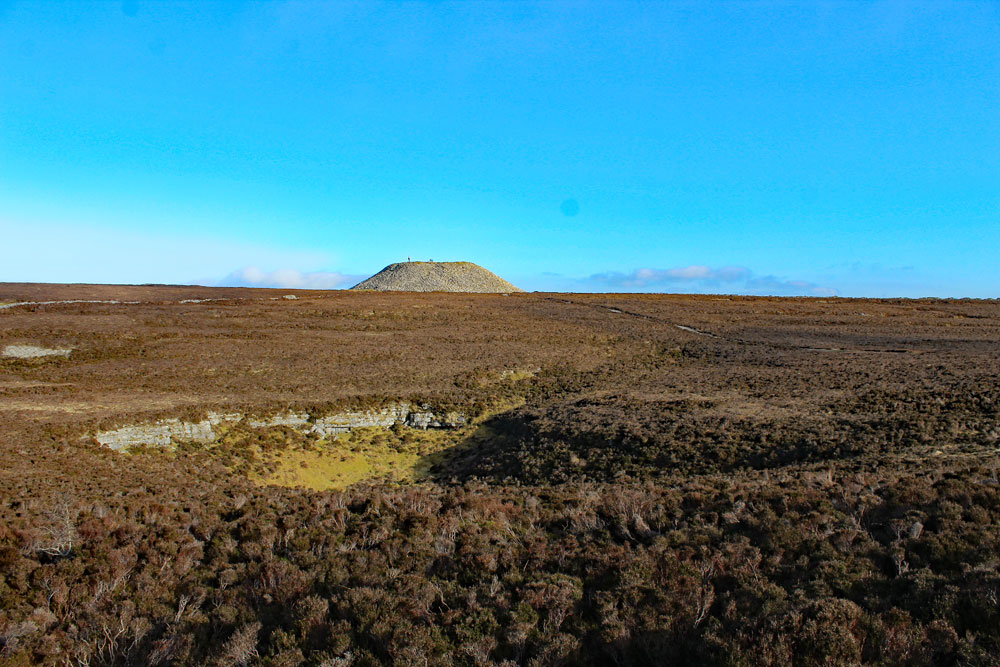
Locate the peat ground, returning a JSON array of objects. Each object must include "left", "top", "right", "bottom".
[{"left": 1, "top": 284, "right": 999, "bottom": 665}]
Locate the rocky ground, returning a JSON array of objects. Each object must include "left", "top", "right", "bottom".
[{"left": 351, "top": 261, "right": 524, "bottom": 293}]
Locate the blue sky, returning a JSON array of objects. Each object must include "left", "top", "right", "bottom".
[{"left": 1, "top": 1, "right": 997, "bottom": 297}]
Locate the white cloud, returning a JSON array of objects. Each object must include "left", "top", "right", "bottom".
[
  {"left": 586, "top": 265, "right": 837, "bottom": 296},
  {"left": 219, "top": 267, "right": 359, "bottom": 290},
  {"left": 629, "top": 265, "right": 753, "bottom": 283}
]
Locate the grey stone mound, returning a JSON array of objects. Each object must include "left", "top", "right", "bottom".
[{"left": 351, "top": 262, "right": 524, "bottom": 293}]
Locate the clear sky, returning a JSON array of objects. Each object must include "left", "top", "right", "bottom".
[{"left": 1, "top": 1, "right": 998, "bottom": 297}]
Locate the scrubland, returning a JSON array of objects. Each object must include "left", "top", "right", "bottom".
[{"left": 1, "top": 284, "right": 999, "bottom": 665}]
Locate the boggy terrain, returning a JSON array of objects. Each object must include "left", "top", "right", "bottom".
[{"left": 1, "top": 283, "right": 999, "bottom": 665}]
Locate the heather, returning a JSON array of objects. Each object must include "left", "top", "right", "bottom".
[{"left": 1, "top": 285, "right": 998, "bottom": 665}]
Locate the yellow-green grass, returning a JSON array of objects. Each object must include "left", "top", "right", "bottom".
[
  {"left": 251, "top": 447, "right": 377, "bottom": 490},
  {"left": 247, "top": 399, "right": 524, "bottom": 491},
  {"left": 249, "top": 427, "right": 447, "bottom": 491}
]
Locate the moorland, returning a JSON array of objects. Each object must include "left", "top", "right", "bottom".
[{"left": 1, "top": 283, "right": 999, "bottom": 665}]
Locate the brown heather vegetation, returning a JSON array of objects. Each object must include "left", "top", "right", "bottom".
[{"left": 1, "top": 283, "right": 999, "bottom": 665}]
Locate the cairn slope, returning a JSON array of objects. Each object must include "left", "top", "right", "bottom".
[{"left": 352, "top": 261, "right": 524, "bottom": 293}]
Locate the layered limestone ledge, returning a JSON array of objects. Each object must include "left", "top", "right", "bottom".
[
  {"left": 95, "top": 419, "right": 216, "bottom": 451},
  {"left": 93, "top": 403, "right": 466, "bottom": 451},
  {"left": 3, "top": 344, "right": 73, "bottom": 359},
  {"left": 311, "top": 403, "right": 412, "bottom": 436}
]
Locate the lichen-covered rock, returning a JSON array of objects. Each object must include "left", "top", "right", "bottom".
[
  {"left": 406, "top": 412, "right": 435, "bottom": 430},
  {"left": 96, "top": 419, "right": 215, "bottom": 451},
  {"left": 94, "top": 403, "right": 466, "bottom": 450},
  {"left": 312, "top": 403, "right": 412, "bottom": 436},
  {"left": 3, "top": 344, "right": 72, "bottom": 359},
  {"left": 248, "top": 413, "right": 310, "bottom": 428}
]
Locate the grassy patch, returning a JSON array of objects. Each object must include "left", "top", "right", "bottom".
[
  {"left": 251, "top": 427, "right": 429, "bottom": 490},
  {"left": 251, "top": 447, "right": 375, "bottom": 490},
  {"left": 244, "top": 401, "right": 521, "bottom": 491}
]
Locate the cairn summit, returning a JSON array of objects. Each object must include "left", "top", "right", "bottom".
[{"left": 351, "top": 261, "right": 524, "bottom": 293}]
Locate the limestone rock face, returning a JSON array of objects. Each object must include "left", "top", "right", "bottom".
[
  {"left": 93, "top": 403, "right": 466, "bottom": 450},
  {"left": 311, "top": 404, "right": 412, "bottom": 436},
  {"left": 406, "top": 410, "right": 467, "bottom": 430},
  {"left": 96, "top": 418, "right": 216, "bottom": 451},
  {"left": 248, "top": 413, "right": 311, "bottom": 429},
  {"left": 406, "top": 411, "right": 435, "bottom": 430},
  {"left": 351, "top": 262, "right": 523, "bottom": 293},
  {"left": 3, "top": 344, "right": 72, "bottom": 359}
]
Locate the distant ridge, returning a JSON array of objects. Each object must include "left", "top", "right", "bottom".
[{"left": 351, "top": 261, "right": 524, "bottom": 293}]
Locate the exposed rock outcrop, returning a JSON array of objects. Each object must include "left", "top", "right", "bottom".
[
  {"left": 94, "top": 403, "right": 465, "bottom": 451},
  {"left": 312, "top": 404, "right": 412, "bottom": 436},
  {"left": 95, "top": 418, "right": 217, "bottom": 450},
  {"left": 3, "top": 344, "right": 73, "bottom": 359}
]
